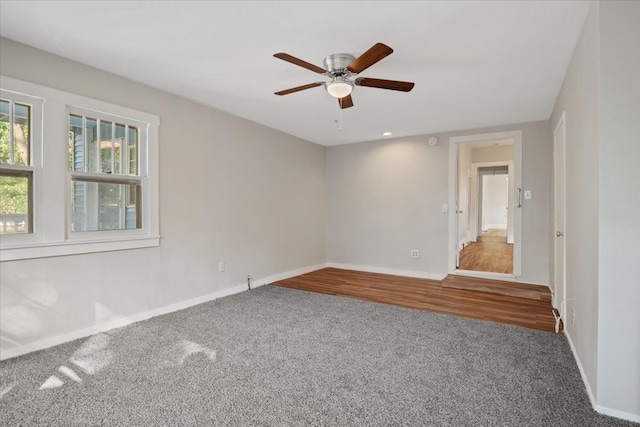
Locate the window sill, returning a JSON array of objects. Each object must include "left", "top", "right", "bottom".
[{"left": 0, "top": 235, "right": 160, "bottom": 261}]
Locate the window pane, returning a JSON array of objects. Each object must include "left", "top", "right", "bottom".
[
  {"left": 69, "top": 114, "right": 138, "bottom": 177},
  {"left": 13, "top": 103, "right": 30, "bottom": 166},
  {"left": 100, "top": 120, "right": 112, "bottom": 174},
  {"left": 69, "top": 114, "right": 84, "bottom": 171},
  {"left": 114, "top": 124, "right": 125, "bottom": 175},
  {"left": 0, "top": 173, "right": 32, "bottom": 234},
  {"left": 128, "top": 127, "right": 138, "bottom": 175},
  {"left": 71, "top": 179, "right": 141, "bottom": 231},
  {"left": 0, "top": 100, "right": 10, "bottom": 165},
  {"left": 86, "top": 118, "right": 99, "bottom": 173}
]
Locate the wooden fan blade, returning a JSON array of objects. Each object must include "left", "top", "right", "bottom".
[
  {"left": 354, "top": 77, "right": 415, "bottom": 92},
  {"left": 274, "top": 53, "right": 326, "bottom": 74},
  {"left": 347, "top": 43, "right": 394, "bottom": 74},
  {"left": 275, "top": 82, "right": 323, "bottom": 96},
  {"left": 338, "top": 94, "right": 354, "bottom": 109}
]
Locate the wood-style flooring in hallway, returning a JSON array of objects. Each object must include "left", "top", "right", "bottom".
[{"left": 458, "top": 228, "right": 513, "bottom": 274}]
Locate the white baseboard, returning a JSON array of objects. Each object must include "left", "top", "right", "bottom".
[
  {"left": 483, "top": 224, "right": 507, "bottom": 230},
  {"left": 563, "top": 330, "right": 640, "bottom": 422},
  {"left": 596, "top": 405, "right": 640, "bottom": 423},
  {"left": 326, "top": 262, "right": 446, "bottom": 281},
  {"left": 0, "top": 263, "right": 326, "bottom": 361},
  {"left": 541, "top": 329, "right": 637, "bottom": 423},
  {"left": 250, "top": 263, "right": 326, "bottom": 288},
  {"left": 564, "top": 330, "right": 597, "bottom": 409}
]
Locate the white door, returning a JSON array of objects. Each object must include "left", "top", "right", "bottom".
[{"left": 553, "top": 113, "right": 567, "bottom": 316}]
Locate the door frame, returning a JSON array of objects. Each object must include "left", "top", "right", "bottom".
[
  {"left": 553, "top": 112, "right": 567, "bottom": 315},
  {"left": 448, "top": 130, "right": 523, "bottom": 278}
]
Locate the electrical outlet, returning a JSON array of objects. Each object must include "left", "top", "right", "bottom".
[
  {"left": 410, "top": 250, "right": 420, "bottom": 258},
  {"left": 571, "top": 308, "right": 575, "bottom": 324},
  {"left": 219, "top": 262, "right": 225, "bottom": 272}
]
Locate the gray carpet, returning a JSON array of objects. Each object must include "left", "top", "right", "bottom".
[{"left": 0, "top": 285, "right": 635, "bottom": 426}]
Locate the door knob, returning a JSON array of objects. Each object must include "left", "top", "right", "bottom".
[{"left": 556, "top": 231, "right": 564, "bottom": 237}]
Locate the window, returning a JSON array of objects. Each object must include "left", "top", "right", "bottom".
[
  {"left": 68, "top": 112, "right": 142, "bottom": 232},
  {"left": 0, "top": 90, "right": 42, "bottom": 240},
  {"left": 1, "top": 98, "right": 33, "bottom": 234},
  {"left": 0, "top": 76, "right": 159, "bottom": 261}
]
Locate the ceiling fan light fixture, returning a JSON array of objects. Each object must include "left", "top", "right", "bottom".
[{"left": 325, "top": 77, "right": 354, "bottom": 98}]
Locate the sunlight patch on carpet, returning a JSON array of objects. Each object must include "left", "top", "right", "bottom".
[
  {"left": 39, "top": 376, "right": 64, "bottom": 390},
  {"left": 70, "top": 333, "right": 113, "bottom": 375},
  {"left": 176, "top": 340, "right": 217, "bottom": 365},
  {"left": 0, "top": 382, "right": 16, "bottom": 398},
  {"left": 58, "top": 366, "right": 82, "bottom": 382}
]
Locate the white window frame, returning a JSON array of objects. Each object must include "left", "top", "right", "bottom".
[
  {"left": 0, "top": 76, "right": 160, "bottom": 261},
  {"left": 0, "top": 89, "right": 44, "bottom": 247},
  {"left": 66, "top": 106, "right": 149, "bottom": 240}
]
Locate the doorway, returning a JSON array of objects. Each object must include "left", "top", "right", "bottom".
[
  {"left": 458, "top": 164, "right": 514, "bottom": 274},
  {"left": 448, "top": 130, "right": 522, "bottom": 278},
  {"left": 472, "top": 163, "right": 514, "bottom": 245},
  {"left": 479, "top": 168, "right": 508, "bottom": 237}
]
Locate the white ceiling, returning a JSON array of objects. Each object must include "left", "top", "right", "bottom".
[{"left": 0, "top": 1, "right": 590, "bottom": 146}]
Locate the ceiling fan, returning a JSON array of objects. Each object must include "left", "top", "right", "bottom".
[{"left": 274, "top": 42, "right": 415, "bottom": 109}]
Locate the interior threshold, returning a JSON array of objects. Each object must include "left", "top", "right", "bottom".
[{"left": 453, "top": 269, "right": 516, "bottom": 281}]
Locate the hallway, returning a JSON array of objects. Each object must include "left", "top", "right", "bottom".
[{"left": 458, "top": 229, "right": 513, "bottom": 274}]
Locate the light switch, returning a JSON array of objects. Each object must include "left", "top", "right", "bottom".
[
  {"left": 524, "top": 190, "right": 532, "bottom": 200},
  {"left": 441, "top": 204, "right": 448, "bottom": 213}
]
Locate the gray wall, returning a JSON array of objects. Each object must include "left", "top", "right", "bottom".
[
  {"left": 551, "top": 1, "right": 640, "bottom": 418},
  {"left": 597, "top": 0, "right": 640, "bottom": 417},
  {"left": 472, "top": 145, "right": 514, "bottom": 163},
  {"left": 550, "top": 0, "right": 601, "bottom": 406},
  {"left": 326, "top": 121, "right": 552, "bottom": 284},
  {"left": 0, "top": 38, "right": 327, "bottom": 356}
]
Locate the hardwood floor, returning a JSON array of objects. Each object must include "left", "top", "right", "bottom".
[
  {"left": 272, "top": 268, "right": 557, "bottom": 333},
  {"left": 442, "top": 274, "right": 551, "bottom": 302},
  {"left": 458, "top": 228, "right": 513, "bottom": 274}
]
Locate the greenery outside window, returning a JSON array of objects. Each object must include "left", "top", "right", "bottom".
[{"left": 0, "top": 95, "right": 36, "bottom": 235}]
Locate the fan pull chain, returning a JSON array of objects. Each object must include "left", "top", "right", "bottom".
[{"left": 334, "top": 100, "right": 343, "bottom": 131}]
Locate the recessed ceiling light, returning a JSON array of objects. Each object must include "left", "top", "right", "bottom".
[{"left": 382, "top": 131, "right": 392, "bottom": 136}]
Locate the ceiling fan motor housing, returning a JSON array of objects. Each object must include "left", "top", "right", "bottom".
[{"left": 324, "top": 53, "right": 356, "bottom": 76}]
